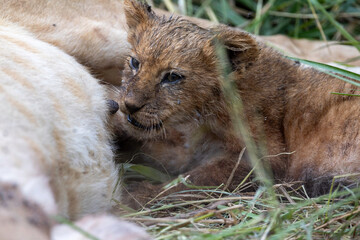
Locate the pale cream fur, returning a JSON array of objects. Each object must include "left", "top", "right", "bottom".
[
  {"left": 0, "top": 19, "right": 152, "bottom": 240},
  {"left": 0, "top": 19, "right": 121, "bottom": 220},
  {"left": 52, "top": 215, "right": 150, "bottom": 240}
]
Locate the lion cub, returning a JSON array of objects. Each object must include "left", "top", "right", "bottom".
[{"left": 119, "top": 0, "right": 360, "bottom": 202}]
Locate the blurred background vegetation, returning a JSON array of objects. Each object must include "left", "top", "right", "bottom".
[{"left": 149, "top": 0, "right": 360, "bottom": 42}]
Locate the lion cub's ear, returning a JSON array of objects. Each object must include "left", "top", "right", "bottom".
[
  {"left": 123, "top": 0, "right": 155, "bottom": 30},
  {"left": 208, "top": 27, "right": 259, "bottom": 71}
]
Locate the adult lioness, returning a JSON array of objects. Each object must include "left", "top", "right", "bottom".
[
  {"left": 118, "top": 0, "right": 360, "bottom": 204},
  {"left": 0, "top": 19, "right": 152, "bottom": 240}
]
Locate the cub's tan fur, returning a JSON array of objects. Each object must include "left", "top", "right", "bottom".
[
  {"left": 119, "top": 0, "right": 360, "bottom": 204},
  {"left": 0, "top": 19, "right": 121, "bottom": 219}
]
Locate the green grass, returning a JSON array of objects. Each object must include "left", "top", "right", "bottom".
[
  {"left": 150, "top": 0, "right": 360, "bottom": 43},
  {"left": 117, "top": 182, "right": 360, "bottom": 239},
  {"left": 118, "top": 1, "right": 360, "bottom": 239}
]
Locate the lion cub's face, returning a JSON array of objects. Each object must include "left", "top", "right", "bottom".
[
  {"left": 121, "top": 0, "right": 258, "bottom": 139},
  {"left": 120, "top": 1, "right": 220, "bottom": 139}
]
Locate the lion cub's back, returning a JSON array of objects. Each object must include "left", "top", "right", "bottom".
[{"left": 0, "top": 19, "right": 119, "bottom": 218}]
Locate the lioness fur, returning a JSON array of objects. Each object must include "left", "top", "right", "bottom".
[
  {"left": 0, "top": 0, "right": 129, "bottom": 85},
  {"left": 0, "top": 18, "right": 122, "bottom": 219},
  {"left": 119, "top": 0, "right": 360, "bottom": 204},
  {"left": 0, "top": 18, "right": 154, "bottom": 240}
]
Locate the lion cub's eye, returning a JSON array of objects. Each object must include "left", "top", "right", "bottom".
[
  {"left": 129, "top": 57, "right": 140, "bottom": 71},
  {"left": 161, "top": 72, "right": 184, "bottom": 84}
]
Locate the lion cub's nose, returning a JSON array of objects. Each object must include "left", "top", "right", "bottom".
[{"left": 124, "top": 100, "right": 144, "bottom": 114}]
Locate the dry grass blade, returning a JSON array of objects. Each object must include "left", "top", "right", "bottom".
[
  {"left": 307, "top": 0, "right": 327, "bottom": 43},
  {"left": 223, "top": 147, "right": 246, "bottom": 193},
  {"left": 315, "top": 206, "right": 360, "bottom": 230}
]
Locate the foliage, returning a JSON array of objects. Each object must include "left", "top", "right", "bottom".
[
  {"left": 118, "top": 181, "right": 360, "bottom": 239},
  {"left": 150, "top": 0, "right": 360, "bottom": 42}
]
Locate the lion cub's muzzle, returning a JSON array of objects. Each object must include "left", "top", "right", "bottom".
[
  {"left": 124, "top": 99, "right": 144, "bottom": 115},
  {"left": 120, "top": 98, "right": 163, "bottom": 132},
  {"left": 127, "top": 114, "right": 163, "bottom": 131}
]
